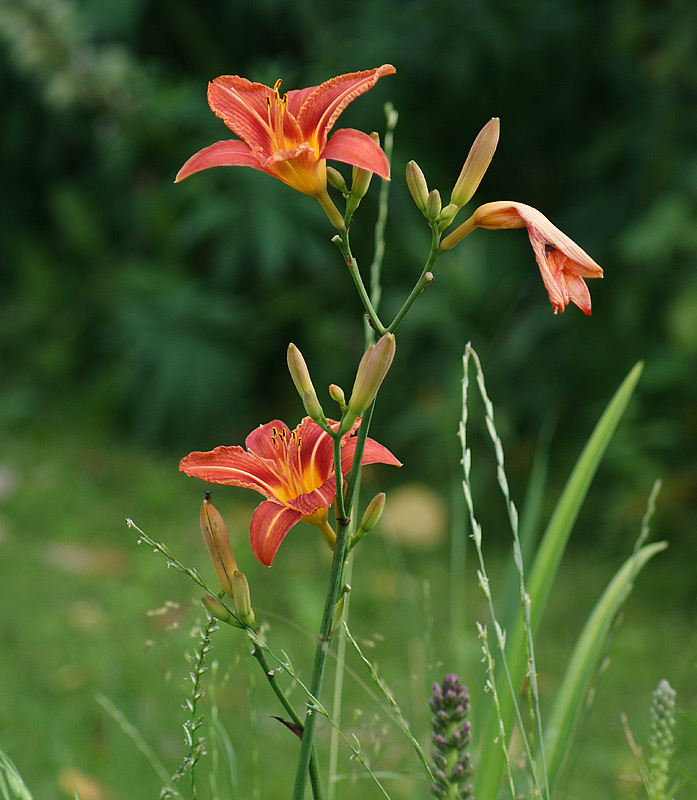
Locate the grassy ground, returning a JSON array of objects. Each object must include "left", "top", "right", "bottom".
[{"left": 0, "top": 422, "right": 694, "bottom": 799}]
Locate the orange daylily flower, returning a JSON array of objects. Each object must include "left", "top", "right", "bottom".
[
  {"left": 180, "top": 417, "right": 400, "bottom": 567},
  {"left": 175, "top": 65, "right": 395, "bottom": 223},
  {"left": 442, "top": 201, "right": 604, "bottom": 314}
]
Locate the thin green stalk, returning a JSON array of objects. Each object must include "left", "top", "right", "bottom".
[
  {"left": 336, "top": 230, "right": 387, "bottom": 334},
  {"left": 291, "top": 434, "right": 352, "bottom": 800},
  {"left": 386, "top": 223, "right": 442, "bottom": 333}
]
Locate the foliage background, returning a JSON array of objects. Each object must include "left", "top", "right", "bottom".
[{"left": 0, "top": 0, "right": 696, "bottom": 797}]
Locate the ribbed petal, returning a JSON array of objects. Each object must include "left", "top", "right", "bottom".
[
  {"left": 286, "top": 475, "right": 337, "bottom": 515},
  {"left": 295, "top": 417, "right": 334, "bottom": 482},
  {"left": 565, "top": 271, "right": 593, "bottom": 315},
  {"left": 297, "top": 65, "right": 395, "bottom": 151},
  {"left": 208, "top": 76, "right": 304, "bottom": 155},
  {"left": 179, "top": 446, "right": 284, "bottom": 501},
  {"left": 175, "top": 139, "right": 266, "bottom": 182},
  {"left": 516, "top": 203, "right": 603, "bottom": 279},
  {"left": 245, "top": 420, "right": 292, "bottom": 459},
  {"left": 321, "top": 128, "right": 391, "bottom": 180},
  {"left": 340, "top": 435, "right": 402, "bottom": 475},
  {"left": 250, "top": 501, "right": 303, "bottom": 566}
]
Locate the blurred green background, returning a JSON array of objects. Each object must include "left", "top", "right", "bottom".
[{"left": 1, "top": 0, "right": 696, "bottom": 797}]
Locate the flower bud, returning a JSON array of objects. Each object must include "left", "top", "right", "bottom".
[
  {"left": 200, "top": 494, "right": 238, "bottom": 598},
  {"left": 326, "top": 166, "right": 348, "bottom": 194},
  {"left": 425, "top": 189, "right": 442, "bottom": 221},
  {"left": 340, "top": 334, "right": 396, "bottom": 434},
  {"left": 345, "top": 133, "right": 379, "bottom": 217},
  {"left": 450, "top": 117, "right": 500, "bottom": 208},
  {"left": 406, "top": 160, "right": 429, "bottom": 214},
  {"left": 352, "top": 133, "right": 379, "bottom": 199},
  {"left": 202, "top": 593, "right": 242, "bottom": 627},
  {"left": 287, "top": 343, "right": 326, "bottom": 424},
  {"left": 328, "top": 383, "right": 346, "bottom": 409},
  {"left": 351, "top": 492, "right": 386, "bottom": 549},
  {"left": 231, "top": 570, "right": 255, "bottom": 627},
  {"left": 437, "top": 203, "right": 459, "bottom": 230}
]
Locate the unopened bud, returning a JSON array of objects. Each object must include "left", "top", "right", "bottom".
[
  {"left": 231, "top": 570, "right": 255, "bottom": 627},
  {"left": 437, "top": 203, "right": 459, "bottom": 230},
  {"left": 202, "top": 593, "right": 242, "bottom": 627},
  {"left": 425, "top": 189, "right": 442, "bottom": 221},
  {"left": 287, "top": 343, "right": 326, "bottom": 424},
  {"left": 200, "top": 494, "right": 237, "bottom": 598},
  {"left": 346, "top": 133, "right": 379, "bottom": 217},
  {"left": 340, "top": 334, "right": 396, "bottom": 434},
  {"left": 351, "top": 492, "right": 386, "bottom": 549},
  {"left": 450, "top": 117, "right": 500, "bottom": 208},
  {"left": 326, "top": 166, "right": 348, "bottom": 194},
  {"left": 328, "top": 383, "right": 346, "bottom": 409},
  {"left": 406, "top": 161, "right": 429, "bottom": 214}
]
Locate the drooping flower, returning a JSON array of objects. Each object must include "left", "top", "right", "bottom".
[
  {"left": 441, "top": 201, "right": 603, "bottom": 314},
  {"left": 180, "top": 417, "right": 400, "bottom": 566},
  {"left": 175, "top": 65, "right": 395, "bottom": 226}
]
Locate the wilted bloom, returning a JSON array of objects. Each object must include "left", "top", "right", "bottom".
[
  {"left": 180, "top": 417, "right": 400, "bottom": 566},
  {"left": 441, "top": 201, "right": 603, "bottom": 314},
  {"left": 176, "top": 66, "right": 395, "bottom": 227}
]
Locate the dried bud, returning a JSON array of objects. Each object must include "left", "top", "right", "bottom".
[
  {"left": 450, "top": 117, "right": 500, "bottom": 208},
  {"left": 340, "top": 334, "right": 396, "bottom": 434},
  {"left": 200, "top": 495, "right": 238, "bottom": 598},
  {"left": 406, "top": 160, "right": 429, "bottom": 214}
]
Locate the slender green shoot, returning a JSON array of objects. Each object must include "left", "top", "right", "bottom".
[{"left": 96, "top": 693, "right": 170, "bottom": 784}]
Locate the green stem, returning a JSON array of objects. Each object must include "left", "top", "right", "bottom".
[
  {"left": 250, "top": 638, "right": 324, "bottom": 800},
  {"left": 336, "top": 230, "right": 387, "bottom": 334},
  {"left": 291, "top": 435, "right": 351, "bottom": 800},
  {"left": 387, "top": 222, "right": 443, "bottom": 333}
]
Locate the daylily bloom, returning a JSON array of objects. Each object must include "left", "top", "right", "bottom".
[
  {"left": 176, "top": 65, "right": 395, "bottom": 227},
  {"left": 180, "top": 417, "right": 400, "bottom": 566},
  {"left": 441, "top": 201, "right": 603, "bottom": 314}
]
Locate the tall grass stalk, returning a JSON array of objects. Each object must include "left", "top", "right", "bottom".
[
  {"left": 473, "top": 359, "right": 645, "bottom": 799},
  {"left": 460, "top": 343, "right": 550, "bottom": 799}
]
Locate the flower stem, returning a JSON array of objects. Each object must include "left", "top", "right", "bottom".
[
  {"left": 251, "top": 636, "right": 324, "bottom": 800},
  {"left": 335, "top": 230, "right": 387, "bottom": 334},
  {"left": 387, "top": 221, "right": 443, "bottom": 333},
  {"left": 291, "top": 435, "right": 351, "bottom": 800}
]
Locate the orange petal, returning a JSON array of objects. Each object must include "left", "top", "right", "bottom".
[
  {"left": 208, "top": 77, "right": 303, "bottom": 155},
  {"left": 179, "top": 445, "right": 282, "bottom": 500},
  {"left": 322, "top": 128, "right": 391, "bottom": 180},
  {"left": 297, "top": 65, "right": 395, "bottom": 150},
  {"left": 175, "top": 139, "right": 266, "bottom": 182},
  {"left": 250, "top": 501, "right": 303, "bottom": 566}
]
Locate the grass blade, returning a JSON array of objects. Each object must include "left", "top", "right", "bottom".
[
  {"left": 544, "top": 540, "right": 667, "bottom": 788},
  {"left": 474, "top": 360, "right": 644, "bottom": 800}
]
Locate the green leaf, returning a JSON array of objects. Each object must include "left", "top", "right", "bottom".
[
  {"left": 474, "top": 361, "right": 644, "bottom": 800},
  {"left": 544, "top": 540, "right": 667, "bottom": 789}
]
